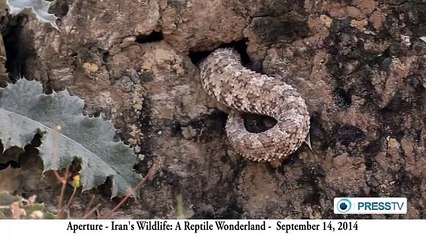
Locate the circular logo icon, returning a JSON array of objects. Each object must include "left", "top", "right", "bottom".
[{"left": 337, "top": 199, "right": 352, "bottom": 213}]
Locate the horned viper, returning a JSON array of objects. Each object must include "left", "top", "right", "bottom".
[{"left": 199, "top": 48, "right": 310, "bottom": 162}]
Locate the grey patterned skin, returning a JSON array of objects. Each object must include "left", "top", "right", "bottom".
[{"left": 200, "top": 48, "right": 310, "bottom": 162}]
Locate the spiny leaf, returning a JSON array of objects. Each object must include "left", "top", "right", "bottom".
[
  {"left": 0, "top": 79, "right": 141, "bottom": 198},
  {"left": 6, "top": 0, "right": 59, "bottom": 30}
]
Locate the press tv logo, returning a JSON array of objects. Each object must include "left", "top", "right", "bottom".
[{"left": 334, "top": 197, "right": 407, "bottom": 214}]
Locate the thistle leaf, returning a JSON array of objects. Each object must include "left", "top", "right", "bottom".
[
  {"left": 0, "top": 79, "right": 141, "bottom": 198},
  {"left": 6, "top": 0, "right": 59, "bottom": 30}
]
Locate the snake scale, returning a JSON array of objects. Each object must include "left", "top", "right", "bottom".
[{"left": 199, "top": 48, "right": 310, "bottom": 162}]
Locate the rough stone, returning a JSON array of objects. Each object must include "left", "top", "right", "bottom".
[{"left": 0, "top": 0, "right": 424, "bottom": 219}]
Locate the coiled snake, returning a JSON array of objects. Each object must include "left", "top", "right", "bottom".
[{"left": 200, "top": 48, "right": 310, "bottom": 162}]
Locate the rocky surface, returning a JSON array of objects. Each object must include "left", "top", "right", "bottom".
[{"left": 0, "top": 0, "right": 425, "bottom": 218}]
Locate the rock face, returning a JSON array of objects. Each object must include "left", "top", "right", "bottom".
[{"left": 1, "top": 0, "right": 425, "bottom": 218}]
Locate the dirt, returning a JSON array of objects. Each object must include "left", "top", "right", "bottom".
[{"left": 0, "top": 0, "right": 425, "bottom": 219}]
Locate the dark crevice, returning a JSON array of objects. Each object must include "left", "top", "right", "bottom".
[
  {"left": 309, "top": 112, "right": 328, "bottom": 150},
  {"left": 50, "top": 0, "right": 70, "bottom": 18},
  {"left": 249, "top": 17, "right": 310, "bottom": 44},
  {"left": 381, "top": 93, "right": 410, "bottom": 113},
  {"left": 364, "top": 138, "right": 383, "bottom": 171},
  {"left": 219, "top": 39, "right": 251, "bottom": 66},
  {"left": 188, "top": 50, "right": 210, "bottom": 66},
  {"left": 170, "top": 119, "right": 182, "bottom": 137},
  {"left": 332, "top": 88, "right": 352, "bottom": 109},
  {"left": 101, "top": 50, "right": 111, "bottom": 74},
  {"left": 3, "top": 16, "right": 29, "bottom": 79},
  {"left": 135, "top": 31, "right": 164, "bottom": 44},
  {"left": 102, "top": 50, "right": 110, "bottom": 65},
  {"left": 134, "top": 95, "right": 155, "bottom": 174},
  {"left": 189, "top": 39, "right": 252, "bottom": 67},
  {"left": 369, "top": 47, "right": 392, "bottom": 70},
  {"left": 379, "top": 93, "right": 412, "bottom": 141},
  {"left": 331, "top": 124, "right": 365, "bottom": 147},
  {"left": 242, "top": 113, "right": 277, "bottom": 133}
]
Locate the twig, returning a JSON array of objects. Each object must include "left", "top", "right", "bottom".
[
  {"left": 66, "top": 187, "right": 77, "bottom": 209},
  {"left": 55, "top": 167, "right": 70, "bottom": 219},
  {"left": 83, "top": 204, "right": 101, "bottom": 219},
  {"left": 99, "top": 175, "right": 147, "bottom": 219},
  {"left": 84, "top": 195, "right": 96, "bottom": 217},
  {"left": 100, "top": 162, "right": 160, "bottom": 219}
]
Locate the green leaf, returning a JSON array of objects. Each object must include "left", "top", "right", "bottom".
[{"left": 0, "top": 79, "right": 141, "bottom": 198}]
